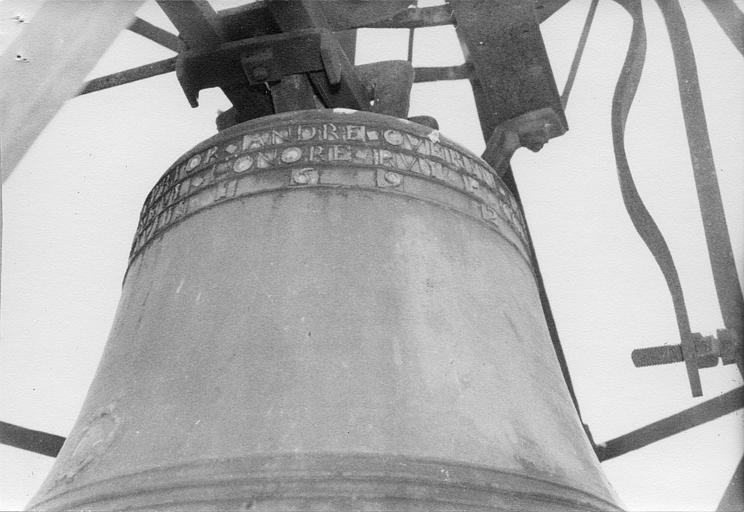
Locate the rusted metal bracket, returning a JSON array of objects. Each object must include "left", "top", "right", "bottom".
[
  {"left": 451, "top": 0, "right": 567, "bottom": 136},
  {"left": 356, "top": 61, "right": 414, "bottom": 119},
  {"left": 266, "top": 0, "right": 370, "bottom": 112},
  {"left": 158, "top": 0, "right": 274, "bottom": 123},
  {"left": 481, "top": 108, "right": 564, "bottom": 177},
  {"left": 176, "top": 29, "right": 363, "bottom": 108},
  {"left": 449, "top": 0, "right": 567, "bottom": 176}
]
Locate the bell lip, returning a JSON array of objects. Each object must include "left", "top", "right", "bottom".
[{"left": 27, "top": 452, "right": 624, "bottom": 512}]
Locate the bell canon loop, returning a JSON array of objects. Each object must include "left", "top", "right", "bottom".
[{"left": 28, "top": 111, "right": 622, "bottom": 511}]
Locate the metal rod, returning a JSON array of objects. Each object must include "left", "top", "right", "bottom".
[
  {"left": 596, "top": 387, "right": 744, "bottom": 461},
  {"left": 0, "top": 421, "right": 65, "bottom": 457},
  {"left": 407, "top": 28, "right": 415, "bottom": 63},
  {"left": 127, "top": 16, "right": 180, "bottom": 53},
  {"left": 413, "top": 64, "right": 474, "bottom": 83},
  {"left": 78, "top": 58, "right": 177, "bottom": 96},
  {"left": 561, "top": 0, "right": 598, "bottom": 108}
]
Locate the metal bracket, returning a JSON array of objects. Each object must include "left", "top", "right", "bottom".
[
  {"left": 450, "top": 0, "right": 567, "bottom": 141},
  {"left": 177, "top": 29, "right": 335, "bottom": 107},
  {"left": 481, "top": 107, "right": 564, "bottom": 176}
]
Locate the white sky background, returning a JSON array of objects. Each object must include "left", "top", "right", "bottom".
[{"left": 1, "top": 0, "right": 743, "bottom": 510}]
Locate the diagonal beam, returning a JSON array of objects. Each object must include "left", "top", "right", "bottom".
[
  {"left": 79, "top": 58, "right": 177, "bottom": 96},
  {"left": 127, "top": 17, "right": 180, "bottom": 53},
  {"left": 596, "top": 387, "right": 744, "bottom": 461},
  {"left": 0, "top": 0, "right": 145, "bottom": 181},
  {"left": 717, "top": 455, "right": 744, "bottom": 512},
  {"left": 0, "top": 421, "right": 65, "bottom": 458},
  {"left": 701, "top": 0, "right": 744, "bottom": 59},
  {"left": 156, "top": 0, "right": 224, "bottom": 49}
]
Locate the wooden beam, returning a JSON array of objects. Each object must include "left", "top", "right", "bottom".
[{"left": 0, "top": 0, "right": 145, "bottom": 181}]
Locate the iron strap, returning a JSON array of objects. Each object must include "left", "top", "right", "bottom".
[
  {"left": 611, "top": 0, "right": 701, "bottom": 395},
  {"left": 700, "top": 0, "right": 744, "bottom": 59}
]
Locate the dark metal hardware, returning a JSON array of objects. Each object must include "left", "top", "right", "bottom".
[
  {"left": 633, "top": 329, "right": 742, "bottom": 370},
  {"left": 176, "top": 29, "right": 348, "bottom": 108},
  {"left": 596, "top": 387, "right": 744, "bottom": 461},
  {"left": 0, "top": 421, "right": 65, "bottom": 458}
]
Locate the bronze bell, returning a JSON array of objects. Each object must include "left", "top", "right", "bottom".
[{"left": 28, "top": 111, "right": 622, "bottom": 511}]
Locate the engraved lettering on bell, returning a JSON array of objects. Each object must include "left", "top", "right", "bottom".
[
  {"left": 383, "top": 129, "right": 404, "bottom": 146},
  {"left": 129, "top": 114, "right": 528, "bottom": 263},
  {"left": 291, "top": 168, "right": 318, "bottom": 185},
  {"left": 345, "top": 125, "right": 366, "bottom": 141},
  {"left": 233, "top": 155, "right": 253, "bottom": 172},
  {"left": 376, "top": 170, "right": 402, "bottom": 188},
  {"left": 187, "top": 155, "right": 201, "bottom": 170},
  {"left": 298, "top": 125, "right": 317, "bottom": 140},
  {"left": 386, "top": 171, "right": 401, "bottom": 185},
  {"left": 280, "top": 147, "right": 302, "bottom": 163}
]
